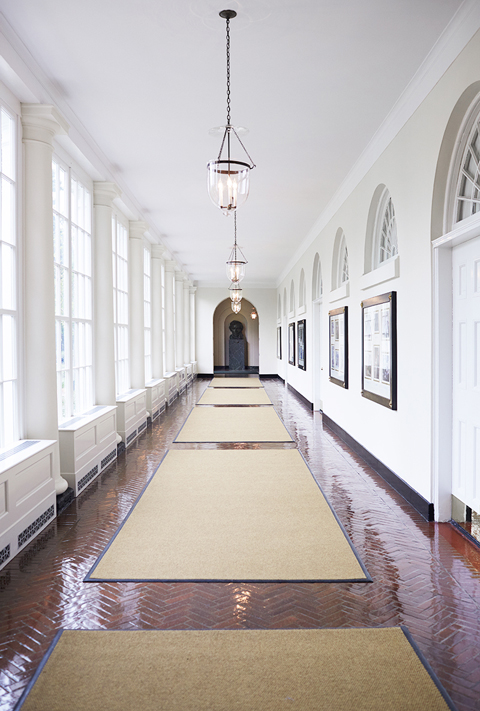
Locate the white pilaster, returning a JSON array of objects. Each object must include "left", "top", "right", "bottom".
[
  {"left": 175, "top": 271, "right": 184, "bottom": 368},
  {"left": 164, "top": 261, "right": 176, "bottom": 373},
  {"left": 93, "top": 182, "right": 121, "bottom": 406},
  {"left": 190, "top": 286, "right": 197, "bottom": 363},
  {"left": 151, "top": 245, "right": 166, "bottom": 379},
  {"left": 129, "top": 221, "right": 148, "bottom": 390},
  {"left": 21, "top": 103, "right": 69, "bottom": 495},
  {"left": 183, "top": 280, "right": 191, "bottom": 365}
]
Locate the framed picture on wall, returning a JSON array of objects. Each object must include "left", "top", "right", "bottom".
[
  {"left": 288, "top": 322, "right": 295, "bottom": 365},
  {"left": 329, "top": 306, "right": 348, "bottom": 388},
  {"left": 361, "top": 291, "right": 397, "bottom": 409},
  {"left": 297, "top": 319, "right": 306, "bottom": 370},
  {"left": 277, "top": 326, "right": 282, "bottom": 360}
]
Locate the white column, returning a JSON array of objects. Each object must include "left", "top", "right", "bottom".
[
  {"left": 183, "top": 280, "right": 191, "bottom": 365},
  {"left": 164, "top": 261, "right": 176, "bottom": 373},
  {"left": 93, "top": 182, "right": 121, "bottom": 406},
  {"left": 129, "top": 221, "right": 148, "bottom": 390},
  {"left": 175, "top": 271, "right": 184, "bottom": 368},
  {"left": 190, "top": 286, "right": 197, "bottom": 363},
  {"left": 21, "top": 104, "right": 69, "bottom": 495},
  {"left": 151, "top": 245, "right": 165, "bottom": 379}
]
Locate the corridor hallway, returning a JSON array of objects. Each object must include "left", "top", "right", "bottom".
[{"left": 1, "top": 377, "right": 480, "bottom": 710}]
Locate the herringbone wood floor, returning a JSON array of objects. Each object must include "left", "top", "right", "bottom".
[{"left": 1, "top": 377, "right": 480, "bottom": 710}]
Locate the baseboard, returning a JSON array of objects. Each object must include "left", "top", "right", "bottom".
[
  {"left": 197, "top": 373, "right": 279, "bottom": 379},
  {"left": 449, "top": 519, "right": 480, "bottom": 550},
  {"left": 322, "top": 413, "right": 434, "bottom": 521},
  {"left": 56, "top": 487, "right": 75, "bottom": 515},
  {"left": 287, "top": 383, "right": 314, "bottom": 410}
]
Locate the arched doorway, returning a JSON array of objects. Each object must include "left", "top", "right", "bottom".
[{"left": 213, "top": 298, "right": 259, "bottom": 373}]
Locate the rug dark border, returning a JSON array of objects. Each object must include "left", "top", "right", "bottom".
[
  {"left": 172, "top": 404, "right": 295, "bottom": 444},
  {"left": 84, "top": 448, "right": 371, "bottom": 584},
  {"left": 322, "top": 413, "right": 434, "bottom": 522},
  {"left": 14, "top": 626, "right": 457, "bottom": 711}
]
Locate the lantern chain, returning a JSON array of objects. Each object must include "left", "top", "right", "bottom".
[{"left": 226, "top": 16, "right": 231, "bottom": 125}]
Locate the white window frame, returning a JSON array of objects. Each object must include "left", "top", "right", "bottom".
[
  {"left": 338, "top": 233, "right": 349, "bottom": 286},
  {"left": 372, "top": 188, "right": 398, "bottom": 270},
  {"left": 112, "top": 212, "right": 129, "bottom": 396},
  {"left": 144, "top": 246, "right": 152, "bottom": 382},
  {"left": 0, "top": 100, "right": 19, "bottom": 448},
  {"left": 52, "top": 156, "right": 94, "bottom": 422}
]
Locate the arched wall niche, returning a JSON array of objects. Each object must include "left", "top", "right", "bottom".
[
  {"left": 283, "top": 287, "right": 287, "bottom": 317},
  {"left": 213, "top": 298, "right": 259, "bottom": 369},
  {"left": 312, "top": 252, "right": 322, "bottom": 301},
  {"left": 431, "top": 81, "right": 480, "bottom": 240},
  {"left": 364, "top": 184, "right": 387, "bottom": 272},
  {"left": 277, "top": 293, "right": 281, "bottom": 319},
  {"left": 299, "top": 269, "right": 306, "bottom": 308},
  {"left": 289, "top": 280, "right": 295, "bottom": 314}
]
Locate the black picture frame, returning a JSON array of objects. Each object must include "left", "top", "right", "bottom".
[
  {"left": 297, "top": 319, "right": 306, "bottom": 370},
  {"left": 329, "top": 306, "right": 348, "bottom": 388},
  {"left": 277, "top": 326, "right": 282, "bottom": 360},
  {"left": 288, "top": 322, "right": 295, "bottom": 365},
  {"left": 361, "top": 291, "right": 397, "bottom": 410}
]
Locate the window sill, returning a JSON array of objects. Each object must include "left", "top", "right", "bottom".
[
  {"left": 360, "top": 255, "right": 399, "bottom": 290},
  {"left": 329, "top": 282, "right": 349, "bottom": 302}
]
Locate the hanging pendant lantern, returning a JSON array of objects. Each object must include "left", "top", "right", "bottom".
[
  {"left": 250, "top": 307, "right": 257, "bottom": 320},
  {"left": 207, "top": 10, "right": 255, "bottom": 216},
  {"left": 229, "top": 282, "right": 243, "bottom": 304},
  {"left": 231, "top": 301, "right": 242, "bottom": 314},
  {"left": 226, "top": 211, "right": 247, "bottom": 282}
]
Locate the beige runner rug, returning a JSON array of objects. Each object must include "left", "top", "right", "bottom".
[
  {"left": 175, "top": 405, "right": 292, "bottom": 442},
  {"left": 18, "top": 628, "right": 455, "bottom": 711},
  {"left": 198, "top": 387, "right": 272, "bottom": 405},
  {"left": 86, "top": 449, "right": 369, "bottom": 582},
  {"left": 209, "top": 376, "right": 263, "bottom": 387}
]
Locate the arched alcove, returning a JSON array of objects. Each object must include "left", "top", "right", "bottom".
[
  {"left": 312, "top": 252, "right": 322, "bottom": 301},
  {"left": 299, "top": 269, "right": 306, "bottom": 309},
  {"left": 213, "top": 298, "right": 259, "bottom": 373},
  {"left": 331, "top": 228, "right": 349, "bottom": 290},
  {"left": 277, "top": 293, "right": 282, "bottom": 320},
  {"left": 364, "top": 185, "right": 398, "bottom": 273},
  {"left": 289, "top": 279, "right": 295, "bottom": 314}
]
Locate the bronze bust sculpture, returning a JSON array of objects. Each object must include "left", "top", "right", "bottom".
[{"left": 229, "top": 320, "right": 244, "bottom": 339}]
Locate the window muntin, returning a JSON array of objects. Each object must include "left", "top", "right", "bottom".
[
  {"left": 0, "top": 107, "right": 18, "bottom": 447},
  {"left": 455, "top": 115, "right": 480, "bottom": 223},
  {"left": 113, "top": 215, "right": 129, "bottom": 395},
  {"left": 144, "top": 247, "right": 152, "bottom": 382},
  {"left": 377, "top": 195, "right": 398, "bottom": 266},
  {"left": 340, "top": 240, "right": 349, "bottom": 285},
  {"left": 53, "top": 159, "right": 93, "bottom": 422}
]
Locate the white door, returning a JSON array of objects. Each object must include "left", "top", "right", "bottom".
[{"left": 452, "top": 236, "right": 480, "bottom": 512}]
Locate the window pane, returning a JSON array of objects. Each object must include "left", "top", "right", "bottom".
[
  {"left": 1, "top": 109, "right": 15, "bottom": 180},
  {"left": 2, "top": 315, "right": 15, "bottom": 381},
  {"left": 1, "top": 243, "right": 15, "bottom": 310},
  {"left": 1, "top": 177, "right": 15, "bottom": 245}
]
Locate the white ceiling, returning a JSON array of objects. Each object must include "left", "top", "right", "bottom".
[{"left": 0, "top": 0, "right": 469, "bottom": 286}]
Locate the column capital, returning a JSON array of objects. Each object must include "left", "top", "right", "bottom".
[
  {"left": 151, "top": 244, "right": 166, "bottom": 260},
  {"left": 129, "top": 220, "right": 149, "bottom": 240},
  {"left": 93, "top": 182, "right": 121, "bottom": 207},
  {"left": 189, "top": 286, "right": 197, "bottom": 295},
  {"left": 164, "top": 260, "right": 177, "bottom": 273},
  {"left": 183, "top": 280, "right": 192, "bottom": 290},
  {"left": 175, "top": 270, "right": 185, "bottom": 283},
  {"left": 21, "top": 103, "right": 69, "bottom": 144}
]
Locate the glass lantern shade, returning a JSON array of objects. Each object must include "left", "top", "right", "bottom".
[
  {"left": 229, "top": 283, "right": 242, "bottom": 304},
  {"left": 231, "top": 301, "right": 241, "bottom": 314},
  {"left": 207, "top": 160, "right": 250, "bottom": 216},
  {"left": 226, "top": 259, "right": 246, "bottom": 283}
]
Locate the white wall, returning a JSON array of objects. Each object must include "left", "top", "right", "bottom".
[
  {"left": 277, "top": 28, "right": 480, "bottom": 504},
  {"left": 196, "top": 288, "right": 276, "bottom": 374}
]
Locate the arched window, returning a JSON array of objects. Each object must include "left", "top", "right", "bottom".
[
  {"left": 374, "top": 189, "right": 398, "bottom": 268},
  {"left": 331, "top": 228, "right": 349, "bottom": 291},
  {"left": 448, "top": 95, "right": 480, "bottom": 227},
  {"left": 277, "top": 293, "right": 281, "bottom": 320},
  {"left": 283, "top": 287, "right": 287, "bottom": 317},
  {"left": 289, "top": 280, "right": 295, "bottom": 314},
  {"left": 298, "top": 269, "right": 306, "bottom": 310},
  {"left": 312, "top": 253, "right": 322, "bottom": 301}
]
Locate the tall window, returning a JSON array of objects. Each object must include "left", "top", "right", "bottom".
[
  {"left": 144, "top": 247, "right": 152, "bottom": 382},
  {"left": 0, "top": 107, "right": 18, "bottom": 447},
  {"left": 53, "top": 159, "right": 93, "bottom": 422},
  {"left": 112, "top": 215, "right": 129, "bottom": 395},
  {"left": 161, "top": 262, "right": 166, "bottom": 373}
]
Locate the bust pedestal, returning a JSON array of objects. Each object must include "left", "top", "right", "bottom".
[{"left": 229, "top": 338, "right": 246, "bottom": 371}]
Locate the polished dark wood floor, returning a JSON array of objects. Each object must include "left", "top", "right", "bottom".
[{"left": 1, "top": 377, "right": 480, "bottom": 710}]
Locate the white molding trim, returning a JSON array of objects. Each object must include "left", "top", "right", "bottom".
[
  {"left": 288, "top": 310, "right": 295, "bottom": 320},
  {"left": 276, "top": 0, "right": 480, "bottom": 287},
  {"left": 329, "top": 282, "right": 350, "bottom": 303},
  {"left": 360, "top": 255, "right": 399, "bottom": 291},
  {"left": 297, "top": 304, "right": 307, "bottom": 315},
  {"left": 432, "top": 212, "right": 480, "bottom": 249}
]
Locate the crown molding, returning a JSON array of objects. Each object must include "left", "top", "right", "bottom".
[{"left": 276, "top": 0, "right": 480, "bottom": 288}]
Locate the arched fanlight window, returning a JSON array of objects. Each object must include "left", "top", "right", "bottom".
[
  {"left": 277, "top": 294, "right": 281, "bottom": 319},
  {"left": 449, "top": 96, "right": 480, "bottom": 226},
  {"left": 339, "top": 235, "right": 349, "bottom": 285},
  {"left": 283, "top": 287, "right": 287, "bottom": 317},
  {"left": 375, "top": 190, "right": 398, "bottom": 268}
]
